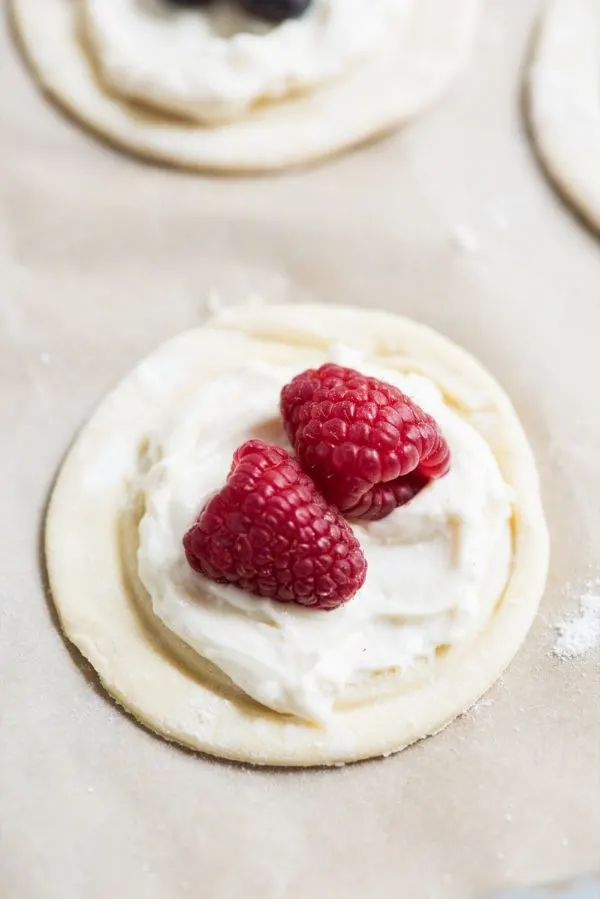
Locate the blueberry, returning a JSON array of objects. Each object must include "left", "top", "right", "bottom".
[
  {"left": 238, "top": 0, "right": 312, "bottom": 24},
  {"left": 163, "top": 0, "right": 213, "bottom": 6}
]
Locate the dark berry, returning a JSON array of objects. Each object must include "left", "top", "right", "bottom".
[
  {"left": 164, "top": 0, "right": 213, "bottom": 7},
  {"left": 238, "top": 0, "right": 312, "bottom": 25}
]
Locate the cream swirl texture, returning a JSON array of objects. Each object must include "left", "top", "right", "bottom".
[
  {"left": 84, "top": 0, "right": 413, "bottom": 122},
  {"left": 131, "top": 350, "right": 513, "bottom": 723}
]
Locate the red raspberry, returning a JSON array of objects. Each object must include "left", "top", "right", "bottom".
[
  {"left": 183, "top": 440, "right": 367, "bottom": 610},
  {"left": 280, "top": 364, "right": 451, "bottom": 521}
]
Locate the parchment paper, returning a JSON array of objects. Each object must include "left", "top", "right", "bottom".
[{"left": 1, "top": 2, "right": 599, "bottom": 898}]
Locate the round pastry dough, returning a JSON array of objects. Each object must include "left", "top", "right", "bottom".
[
  {"left": 527, "top": 0, "right": 600, "bottom": 231},
  {"left": 11, "top": 0, "right": 481, "bottom": 173},
  {"left": 45, "top": 304, "right": 549, "bottom": 766}
]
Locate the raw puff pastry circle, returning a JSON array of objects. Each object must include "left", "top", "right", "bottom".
[{"left": 45, "top": 304, "right": 549, "bottom": 767}]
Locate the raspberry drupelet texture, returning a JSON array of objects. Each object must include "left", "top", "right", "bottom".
[
  {"left": 183, "top": 440, "right": 367, "bottom": 610},
  {"left": 280, "top": 364, "right": 451, "bottom": 521}
]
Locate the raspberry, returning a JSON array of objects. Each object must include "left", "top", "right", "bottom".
[
  {"left": 280, "top": 364, "right": 451, "bottom": 521},
  {"left": 183, "top": 440, "right": 367, "bottom": 610}
]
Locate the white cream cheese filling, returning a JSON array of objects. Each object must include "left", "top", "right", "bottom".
[
  {"left": 83, "top": 0, "right": 413, "bottom": 123},
  {"left": 131, "top": 350, "right": 513, "bottom": 724}
]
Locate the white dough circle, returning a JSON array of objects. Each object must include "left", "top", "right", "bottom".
[
  {"left": 11, "top": 0, "right": 481, "bottom": 172},
  {"left": 528, "top": 0, "right": 600, "bottom": 231},
  {"left": 45, "top": 304, "right": 549, "bottom": 767}
]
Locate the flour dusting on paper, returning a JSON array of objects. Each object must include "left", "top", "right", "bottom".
[
  {"left": 450, "top": 224, "right": 482, "bottom": 255},
  {"left": 463, "top": 696, "right": 494, "bottom": 719},
  {"left": 553, "top": 577, "right": 600, "bottom": 660}
]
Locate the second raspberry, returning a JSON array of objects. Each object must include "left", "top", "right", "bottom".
[{"left": 280, "top": 363, "right": 451, "bottom": 521}]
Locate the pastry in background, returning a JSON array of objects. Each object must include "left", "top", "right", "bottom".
[
  {"left": 528, "top": 0, "right": 600, "bottom": 232},
  {"left": 12, "top": 0, "right": 481, "bottom": 172}
]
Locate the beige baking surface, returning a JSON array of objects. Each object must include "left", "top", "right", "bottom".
[{"left": 1, "top": 0, "right": 599, "bottom": 896}]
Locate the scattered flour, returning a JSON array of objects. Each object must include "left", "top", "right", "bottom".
[
  {"left": 202, "top": 290, "right": 268, "bottom": 319},
  {"left": 486, "top": 196, "right": 512, "bottom": 232},
  {"left": 463, "top": 696, "right": 494, "bottom": 719},
  {"left": 450, "top": 224, "right": 482, "bottom": 255},
  {"left": 553, "top": 578, "right": 600, "bottom": 660},
  {"left": 205, "top": 290, "right": 223, "bottom": 316}
]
